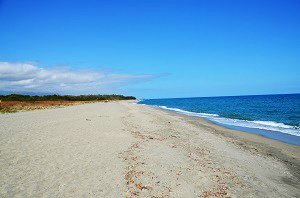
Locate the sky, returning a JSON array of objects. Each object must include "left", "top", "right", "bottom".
[{"left": 0, "top": 0, "right": 299, "bottom": 98}]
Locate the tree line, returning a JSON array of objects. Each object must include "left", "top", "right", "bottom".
[{"left": 0, "top": 94, "right": 136, "bottom": 101}]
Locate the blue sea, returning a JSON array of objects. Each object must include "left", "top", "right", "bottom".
[{"left": 138, "top": 94, "right": 300, "bottom": 145}]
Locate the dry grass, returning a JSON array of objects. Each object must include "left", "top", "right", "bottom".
[{"left": 0, "top": 101, "right": 93, "bottom": 113}]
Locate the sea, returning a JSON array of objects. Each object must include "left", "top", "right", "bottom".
[{"left": 138, "top": 94, "right": 300, "bottom": 146}]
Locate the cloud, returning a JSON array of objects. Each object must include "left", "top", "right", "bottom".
[{"left": 0, "top": 62, "right": 154, "bottom": 94}]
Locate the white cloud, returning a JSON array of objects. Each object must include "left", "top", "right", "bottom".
[{"left": 0, "top": 62, "right": 153, "bottom": 94}]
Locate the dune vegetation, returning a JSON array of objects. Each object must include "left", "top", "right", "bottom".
[{"left": 0, "top": 94, "right": 136, "bottom": 113}]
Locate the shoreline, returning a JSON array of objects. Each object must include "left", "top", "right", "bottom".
[
  {"left": 150, "top": 105, "right": 300, "bottom": 179},
  {"left": 137, "top": 102, "right": 300, "bottom": 197},
  {"left": 215, "top": 122, "right": 300, "bottom": 146},
  {"left": 1, "top": 101, "right": 299, "bottom": 197},
  {"left": 139, "top": 103, "right": 300, "bottom": 146}
]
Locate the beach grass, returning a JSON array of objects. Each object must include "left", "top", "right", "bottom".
[
  {"left": 0, "top": 94, "right": 136, "bottom": 113},
  {"left": 0, "top": 101, "right": 91, "bottom": 113}
]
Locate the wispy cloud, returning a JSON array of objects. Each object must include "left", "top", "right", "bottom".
[{"left": 0, "top": 62, "right": 154, "bottom": 94}]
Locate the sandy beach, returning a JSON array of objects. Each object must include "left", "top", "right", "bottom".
[{"left": 0, "top": 101, "right": 299, "bottom": 197}]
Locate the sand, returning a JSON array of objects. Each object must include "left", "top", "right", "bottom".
[{"left": 0, "top": 101, "right": 299, "bottom": 197}]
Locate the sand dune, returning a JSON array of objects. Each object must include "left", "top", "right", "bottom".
[{"left": 0, "top": 101, "right": 299, "bottom": 197}]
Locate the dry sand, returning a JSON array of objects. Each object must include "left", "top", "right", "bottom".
[{"left": 0, "top": 101, "right": 299, "bottom": 197}]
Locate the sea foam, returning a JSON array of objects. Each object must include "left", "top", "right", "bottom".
[{"left": 157, "top": 105, "right": 300, "bottom": 137}]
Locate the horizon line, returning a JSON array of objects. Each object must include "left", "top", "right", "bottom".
[{"left": 142, "top": 92, "right": 300, "bottom": 100}]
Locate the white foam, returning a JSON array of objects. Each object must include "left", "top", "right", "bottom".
[
  {"left": 251, "top": 121, "right": 292, "bottom": 129},
  {"left": 158, "top": 106, "right": 219, "bottom": 117},
  {"left": 155, "top": 105, "right": 300, "bottom": 137}
]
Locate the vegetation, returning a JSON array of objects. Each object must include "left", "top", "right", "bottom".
[
  {"left": 0, "top": 94, "right": 136, "bottom": 113},
  {"left": 0, "top": 101, "right": 89, "bottom": 113},
  {"left": 0, "top": 94, "right": 136, "bottom": 102}
]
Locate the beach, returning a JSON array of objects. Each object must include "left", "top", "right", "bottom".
[{"left": 0, "top": 101, "right": 299, "bottom": 197}]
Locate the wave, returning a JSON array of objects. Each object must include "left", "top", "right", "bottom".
[
  {"left": 156, "top": 105, "right": 300, "bottom": 137},
  {"left": 158, "top": 106, "right": 219, "bottom": 117}
]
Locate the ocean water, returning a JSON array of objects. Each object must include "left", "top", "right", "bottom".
[{"left": 138, "top": 94, "right": 300, "bottom": 145}]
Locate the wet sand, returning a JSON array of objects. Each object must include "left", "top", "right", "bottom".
[{"left": 0, "top": 101, "right": 299, "bottom": 197}]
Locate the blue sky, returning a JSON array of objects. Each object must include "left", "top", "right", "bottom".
[{"left": 0, "top": 0, "right": 299, "bottom": 98}]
